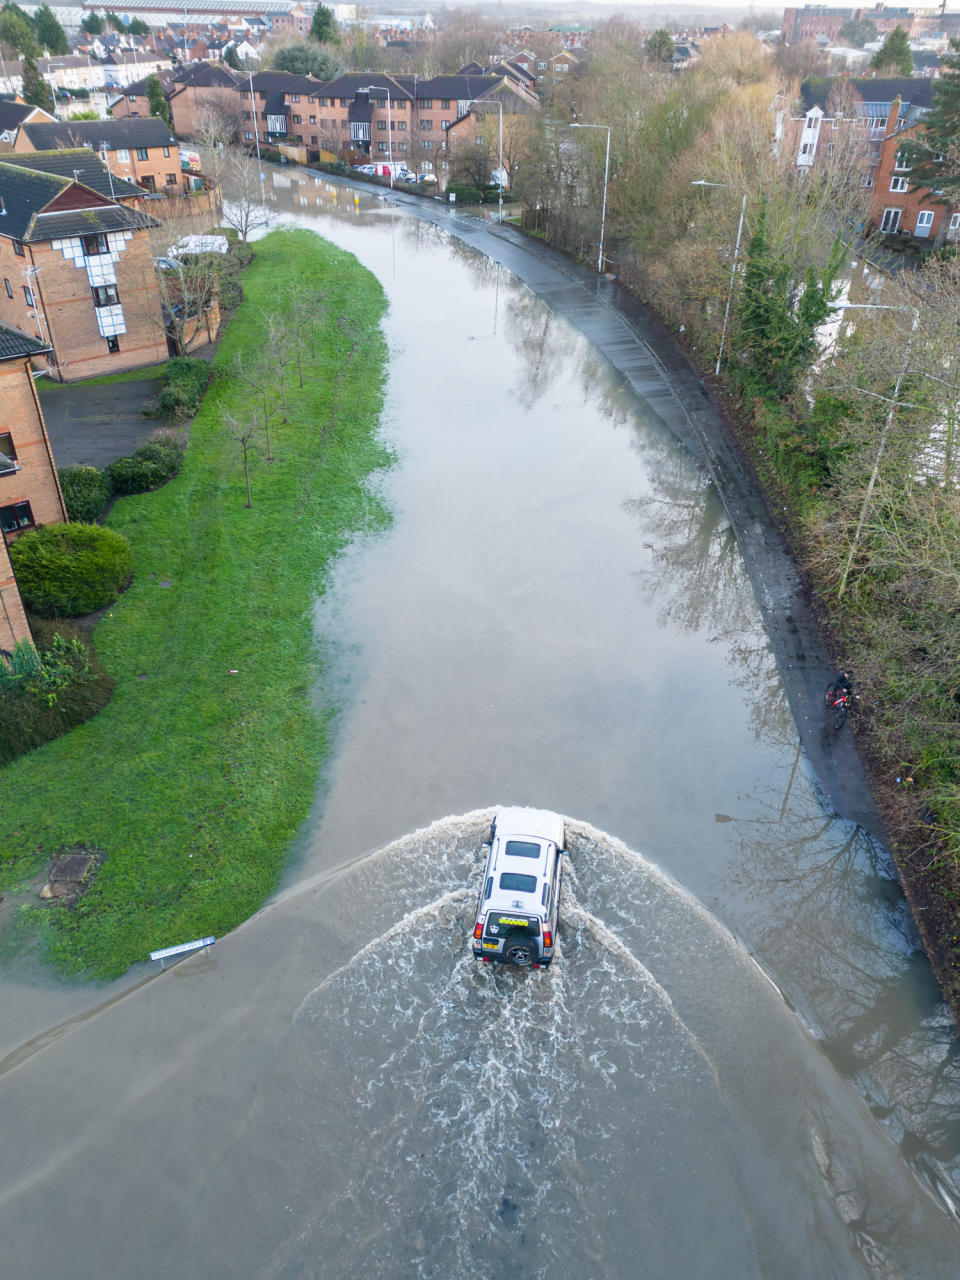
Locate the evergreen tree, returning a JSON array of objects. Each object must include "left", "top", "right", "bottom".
[
  {"left": 309, "top": 4, "right": 340, "bottom": 45},
  {"left": 80, "top": 12, "right": 103, "bottom": 35},
  {"left": 870, "top": 25, "right": 913, "bottom": 75},
  {"left": 901, "top": 37, "right": 960, "bottom": 198},
  {"left": 646, "top": 29, "right": 675, "bottom": 63},
  {"left": 837, "top": 17, "right": 877, "bottom": 47},
  {"left": 21, "top": 52, "right": 51, "bottom": 108},
  {"left": 0, "top": 5, "right": 37, "bottom": 55},
  {"left": 733, "top": 200, "right": 845, "bottom": 401},
  {"left": 268, "top": 42, "right": 341, "bottom": 78},
  {"left": 224, "top": 43, "right": 241, "bottom": 70},
  {"left": 33, "top": 3, "right": 67, "bottom": 54},
  {"left": 146, "top": 73, "right": 171, "bottom": 125},
  {"left": 128, "top": 17, "right": 150, "bottom": 36}
]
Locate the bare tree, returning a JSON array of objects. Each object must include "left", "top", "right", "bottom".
[
  {"left": 132, "top": 204, "right": 225, "bottom": 355},
  {"left": 284, "top": 280, "right": 329, "bottom": 387},
  {"left": 220, "top": 150, "right": 271, "bottom": 244},
  {"left": 231, "top": 348, "right": 275, "bottom": 460},
  {"left": 266, "top": 313, "right": 290, "bottom": 422},
  {"left": 222, "top": 406, "right": 260, "bottom": 507},
  {"left": 192, "top": 101, "right": 247, "bottom": 219}
]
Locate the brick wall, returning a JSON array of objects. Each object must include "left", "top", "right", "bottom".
[
  {"left": 0, "top": 353, "right": 67, "bottom": 650},
  {"left": 0, "top": 233, "right": 168, "bottom": 381}
]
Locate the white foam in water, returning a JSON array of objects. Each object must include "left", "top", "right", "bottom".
[{"left": 187, "top": 811, "right": 960, "bottom": 1280}]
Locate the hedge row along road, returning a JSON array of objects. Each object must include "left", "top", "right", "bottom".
[{"left": 0, "top": 228, "right": 391, "bottom": 978}]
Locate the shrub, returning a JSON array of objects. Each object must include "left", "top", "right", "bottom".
[
  {"left": 0, "top": 625, "right": 114, "bottom": 765},
  {"left": 446, "top": 182, "right": 483, "bottom": 205},
  {"left": 58, "top": 465, "right": 112, "bottom": 523},
  {"left": 156, "top": 356, "right": 210, "bottom": 420},
  {"left": 9, "top": 523, "right": 133, "bottom": 617}
]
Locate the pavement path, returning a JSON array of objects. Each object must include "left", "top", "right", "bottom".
[{"left": 39, "top": 377, "right": 163, "bottom": 469}]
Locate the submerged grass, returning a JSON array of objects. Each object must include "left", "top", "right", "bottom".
[{"left": 0, "top": 228, "right": 391, "bottom": 977}]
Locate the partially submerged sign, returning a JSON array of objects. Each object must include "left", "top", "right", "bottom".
[{"left": 149, "top": 936, "right": 215, "bottom": 962}]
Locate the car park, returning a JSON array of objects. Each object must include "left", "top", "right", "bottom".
[{"left": 472, "top": 808, "right": 565, "bottom": 968}]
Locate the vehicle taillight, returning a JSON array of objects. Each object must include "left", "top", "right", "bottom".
[
  {"left": 474, "top": 921, "right": 483, "bottom": 940},
  {"left": 543, "top": 929, "right": 553, "bottom": 949}
]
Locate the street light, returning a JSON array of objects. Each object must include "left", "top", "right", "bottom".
[
  {"left": 826, "top": 301, "right": 921, "bottom": 598},
  {"left": 692, "top": 180, "right": 748, "bottom": 376},
  {"left": 467, "top": 97, "right": 503, "bottom": 224},
  {"left": 359, "top": 85, "right": 393, "bottom": 187},
  {"left": 571, "top": 122, "right": 610, "bottom": 274},
  {"left": 247, "top": 68, "right": 266, "bottom": 199}
]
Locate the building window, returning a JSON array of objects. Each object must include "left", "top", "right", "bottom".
[
  {"left": 106, "top": 336, "right": 120, "bottom": 353},
  {"left": 135, "top": 147, "right": 149, "bottom": 161},
  {"left": 420, "top": 119, "right": 432, "bottom": 130},
  {"left": 397, "top": 141, "right": 407, "bottom": 152},
  {"left": 0, "top": 500, "right": 34, "bottom": 535},
  {"left": 396, "top": 120, "right": 406, "bottom": 130},
  {"left": 92, "top": 284, "right": 120, "bottom": 307},
  {"left": 377, "top": 141, "right": 387, "bottom": 152},
  {"left": 441, "top": 98, "right": 450, "bottom": 109},
  {"left": 420, "top": 98, "right": 433, "bottom": 107},
  {"left": 22, "top": 285, "right": 35, "bottom": 307},
  {"left": 165, "top": 172, "right": 177, "bottom": 185},
  {"left": 948, "top": 213, "right": 960, "bottom": 241},
  {"left": 293, "top": 114, "right": 301, "bottom": 124},
  {"left": 116, "top": 148, "right": 129, "bottom": 162},
  {"left": 244, "top": 130, "right": 253, "bottom": 141},
  {"left": 0, "top": 433, "right": 16, "bottom": 474},
  {"left": 12, "top": 240, "right": 24, "bottom": 257},
  {"left": 889, "top": 175, "right": 909, "bottom": 192},
  {"left": 83, "top": 233, "right": 110, "bottom": 256},
  {"left": 378, "top": 119, "right": 386, "bottom": 130},
  {"left": 310, "top": 115, "right": 316, "bottom": 124},
  {"left": 291, "top": 93, "right": 300, "bottom": 102},
  {"left": 880, "top": 207, "right": 902, "bottom": 233},
  {"left": 894, "top": 149, "right": 911, "bottom": 171},
  {"left": 420, "top": 139, "right": 432, "bottom": 149},
  {"left": 3, "top": 278, "right": 11, "bottom": 299}
]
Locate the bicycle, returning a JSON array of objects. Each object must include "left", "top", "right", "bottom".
[{"left": 825, "top": 683, "right": 858, "bottom": 730}]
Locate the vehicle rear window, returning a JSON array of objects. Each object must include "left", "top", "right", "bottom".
[
  {"left": 504, "top": 840, "right": 540, "bottom": 859},
  {"left": 499, "top": 872, "right": 537, "bottom": 893},
  {"left": 484, "top": 913, "right": 540, "bottom": 938}
]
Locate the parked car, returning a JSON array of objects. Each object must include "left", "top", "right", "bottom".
[
  {"left": 472, "top": 808, "right": 565, "bottom": 968},
  {"left": 352, "top": 164, "right": 377, "bottom": 175},
  {"left": 167, "top": 234, "right": 229, "bottom": 258}
]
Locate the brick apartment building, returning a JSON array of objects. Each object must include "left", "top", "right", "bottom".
[
  {"left": 0, "top": 101, "right": 55, "bottom": 152},
  {"left": 14, "top": 118, "right": 181, "bottom": 195},
  {"left": 782, "top": 5, "right": 960, "bottom": 43},
  {"left": 0, "top": 323, "right": 67, "bottom": 653},
  {"left": 110, "top": 62, "right": 241, "bottom": 142},
  {"left": 778, "top": 77, "right": 958, "bottom": 245},
  {"left": 0, "top": 162, "right": 168, "bottom": 381}
]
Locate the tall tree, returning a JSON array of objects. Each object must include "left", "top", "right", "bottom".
[
  {"left": 21, "top": 53, "right": 50, "bottom": 108},
  {"left": 0, "top": 5, "right": 37, "bottom": 55},
  {"left": 33, "top": 4, "right": 67, "bottom": 54},
  {"left": 309, "top": 4, "right": 339, "bottom": 45},
  {"left": 901, "top": 37, "right": 960, "bottom": 197},
  {"left": 224, "top": 43, "right": 241, "bottom": 70},
  {"left": 80, "top": 12, "right": 103, "bottom": 36},
  {"left": 870, "top": 25, "right": 913, "bottom": 75},
  {"left": 146, "top": 73, "right": 171, "bottom": 125},
  {"left": 647, "top": 29, "right": 675, "bottom": 63},
  {"left": 128, "top": 17, "right": 150, "bottom": 36},
  {"left": 837, "top": 17, "right": 877, "bottom": 47},
  {"left": 267, "top": 41, "right": 341, "bottom": 79}
]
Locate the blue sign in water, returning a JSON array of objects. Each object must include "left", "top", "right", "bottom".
[{"left": 149, "top": 937, "right": 215, "bottom": 962}]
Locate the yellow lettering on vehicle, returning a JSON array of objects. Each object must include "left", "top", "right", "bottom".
[
  {"left": 496, "top": 917, "right": 528, "bottom": 926},
  {"left": 482, "top": 942, "right": 499, "bottom": 950}
]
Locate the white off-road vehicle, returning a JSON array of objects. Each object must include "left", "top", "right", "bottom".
[{"left": 472, "top": 808, "right": 565, "bottom": 968}]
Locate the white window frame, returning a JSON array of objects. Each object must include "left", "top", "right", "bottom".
[
  {"left": 889, "top": 175, "right": 909, "bottom": 192},
  {"left": 880, "top": 207, "right": 902, "bottom": 233}
]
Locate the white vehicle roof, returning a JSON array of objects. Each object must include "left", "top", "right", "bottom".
[
  {"left": 494, "top": 807, "right": 564, "bottom": 848},
  {"left": 168, "top": 234, "right": 229, "bottom": 257}
]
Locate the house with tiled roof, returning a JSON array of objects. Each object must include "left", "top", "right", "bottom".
[
  {"left": 0, "top": 162, "right": 168, "bottom": 380},
  {"left": 14, "top": 117, "right": 181, "bottom": 194},
  {"left": 0, "top": 322, "right": 66, "bottom": 652},
  {"left": 0, "top": 100, "right": 55, "bottom": 152},
  {"left": 778, "top": 76, "right": 957, "bottom": 244},
  {"left": 1, "top": 150, "right": 145, "bottom": 203}
]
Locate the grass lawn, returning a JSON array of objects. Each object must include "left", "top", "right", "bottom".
[
  {"left": 38, "top": 364, "right": 170, "bottom": 391},
  {"left": 0, "top": 228, "right": 390, "bottom": 977}
]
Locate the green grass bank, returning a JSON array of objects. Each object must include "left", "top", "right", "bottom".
[{"left": 0, "top": 228, "right": 391, "bottom": 977}]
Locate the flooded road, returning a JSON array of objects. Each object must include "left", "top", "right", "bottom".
[{"left": 2, "top": 173, "right": 960, "bottom": 1277}]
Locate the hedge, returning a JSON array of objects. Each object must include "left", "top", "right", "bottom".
[{"left": 9, "top": 523, "right": 133, "bottom": 617}]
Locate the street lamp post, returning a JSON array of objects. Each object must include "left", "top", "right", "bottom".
[
  {"left": 571, "top": 122, "right": 611, "bottom": 274},
  {"left": 247, "top": 68, "right": 265, "bottom": 199},
  {"left": 692, "top": 179, "right": 747, "bottom": 376},
  {"left": 360, "top": 85, "right": 393, "bottom": 187},
  {"left": 467, "top": 97, "right": 503, "bottom": 224},
  {"left": 826, "top": 301, "right": 921, "bottom": 598}
]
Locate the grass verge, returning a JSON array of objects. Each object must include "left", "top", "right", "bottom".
[
  {"left": 38, "top": 364, "right": 170, "bottom": 391},
  {"left": 0, "top": 227, "right": 391, "bottom": 977}
]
